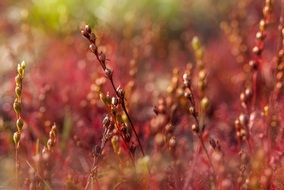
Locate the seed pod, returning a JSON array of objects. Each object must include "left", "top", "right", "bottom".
[
  {"left": 169, "top": 136, "right": 176, "bottom": 148},
  {"left": 111, "top": 135, "right": 120, "bottom": 154},
  {"left": 259, "top": 19, "right": 266, "bottom": 31},
  {"left": 116, "top": 87, "right": 125, "bottom": 98},
  {"left": 252, "top": 46, "right": 262, "bottom": 56},
  {"left": 13, "top": 131, "right": 21, "bottom": 146},
  {"left": 165, "top": 123, "right": 174, "bottom": 133},
  {"left": 85, "top": 25, "right": 91, "bottom": 33},
  {"left": 256, "top": 31, "right": 266, "bottom": 40},
  {"left": 249, "top": 60, "right": 258, "bottom": 70},
  {"left": 111, "top": 97, "right": 118, "bottom": 106},
  {"left": 13, "top": 99, "right": 21, "bottom": 115},
  {"left": 239, "top": 114, "right": 248, "bottom": 126},
  {"left": 99, "top": 53, "right": 106, "bottom": 63},
  {"left": 234, "top": 119, "right": 241, "bottom": 130},
  {"left": 189, "top": 106, "right": 195, "bottom": 115},
  {"left": 192, "top": 124, "right": 199, "bottom": 133},
  {"left": 198, "top": 70, "right": 206, "bottom": 81},
  {"left": 244, "top": 88, "right": 252, "bottom": 99},
  {"left": 15, "top": 75, "right": 22, "bottom": 85},
  {"left": 183, "top": 73, "right": 191, "bottom": 87},
  {"left": 103, "top": 115, "right": 111, "bottom": 127},
  {"left": 81, "top": 29, "right": 90, "bottom": 39},
  {"left": 201, "top": 97, "right": 209, "bottom": 111},
  {"left": 192, "top": 36, "right": 201, "bottom": 51},
  {"left": 16, "top": 118, "right": 24, "bottom": 131},
  {"left": 15, "top": 86, "right": 22, "bottom": 98},
  {"left": 104, "top": 68, "right": 113, "bottom": 78},
  {"left": 47, "top": 139, "right": 55, "bottom": 150},
  {"left": 89, "top": 44, "right": 97, "bottom": 54},
  {"left": 99, "top": 93, "right": 108, "bottom": 105}
]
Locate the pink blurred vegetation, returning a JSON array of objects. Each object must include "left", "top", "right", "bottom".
[{"left": 1, "top": 0, "right": 284, "bottom": 189}]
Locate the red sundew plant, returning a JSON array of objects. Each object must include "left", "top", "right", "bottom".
[{"left": 1, "top": 0, "right": 284, "bottom": 189}]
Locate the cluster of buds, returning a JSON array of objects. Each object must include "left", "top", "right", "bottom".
[
  {"left": 273, "top": 18, "right": 284, "bottom": 99},
  {"left": 234, "top": 113, "right": 249, "bottom": 141},
  {"left": 87, "top": 77, "right": 106, "bottom": 106},
  {"left": 192, "top": 37, "right": 210, "bottom": 114},
  {"left": 13, "top": 61, "right": 26, "bottom": 148},
  {"left": 125, "top": 51, "right": 138, "bottom": 100},
  {"left": 167, "top": 68, "right": 180, "bottom": 95},
  {"left": 81, "top": 24, "right": 145, "bottom": 156},
  {"left": 249, "top": 0, "right": 272, "bottom": 71},
  {"left": 46, "top": 124, "right": 57, "bottom": 151},
  {"left": 220, "top": 0, "right": 249, "bottom": 65},
  {"left": 151, "top": 68, "right": 184, "bottom": 151},
  {"left": 182, "top": 71, "right": 200, "bottom": 134},
  {"left": 152, "top": 97, "right": 177, "bottom": 150},
  {"left": 81, "top": 25, "right": 110, "bottom": 76},
  {"left": 240, "top": 87, "right": 252, "bottom": 109}
]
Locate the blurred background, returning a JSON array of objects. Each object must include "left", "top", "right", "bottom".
[{"left": 1, "top": 0, "right": 280, "bottom": 188}]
